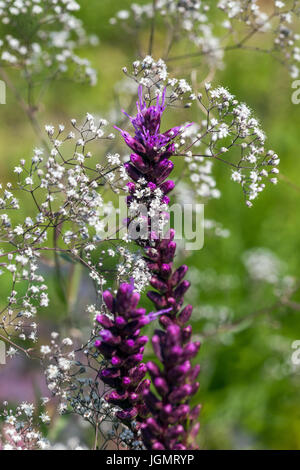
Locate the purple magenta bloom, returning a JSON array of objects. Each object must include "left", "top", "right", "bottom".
[
  {"left": 141, "top": 326, "right": 201, "bottom": 450},
  {"left": 95, "top": 283, "right": 150, "bottom": 428},
  {"left": 95, "top": 282, "right": 171, "bottom": 432},
  {"left": 118, "top": 87, "right": 201, "bottom": 449},
  {"left": 116, "top": 85, "right": 183, "bottom": 190},
  {"left": 117, "top": 86, "right": 183, "bottom": 159},
  {"left": 141, "top": 233, "right": 201, "bottom": 449}
]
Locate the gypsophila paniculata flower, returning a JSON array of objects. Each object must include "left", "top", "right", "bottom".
[
  {"left": 42, "top": 305, "right": 162, "bottom": 450},
  {"left": 123, "top": 56, "right": 194, "bottom": 105},
  {"left": 0, "top": 114, "right": 152, "bottom": 349},
  {"left": 218, "top": 0, "right": 300, "bottom": 78},
  {"left": 111, "top": 0, "right": 300, "bottom": 78},
  {"left": 42, "top": 329, "right": 133, "bottom": 450},
  {"left": 0, "top": 401, "right": 50, "bottom": 450},
  {"left": 0, "top": 0, "right": 97, "bottom": 85},
  {"left": 181, "top": 85, "right": 279, "bottom": 205}
]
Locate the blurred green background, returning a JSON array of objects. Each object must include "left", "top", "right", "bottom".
[{"left": 0, "top": 0, "right": 300, "bottom": 450}]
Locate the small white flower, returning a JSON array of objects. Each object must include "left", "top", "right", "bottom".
[
  {"left": 231, "top": 171, "right": 242, "bottom": 183},
  {"left": 14, "top": 166, "right": 23, "bottom": 174},
  {"left": 39, "top": 413, "right": 51, "bottom": 424},
  {"left": 14, "top": 225, "right": 24, "bottom": 236},
  {"left": 40, "top": 345, "right": 51, "bottom": 355},
  {"left": 6, "top": 415, "right": 16, "bottom": 425}
]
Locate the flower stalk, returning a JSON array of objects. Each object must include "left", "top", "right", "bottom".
[{"left": 119, "top": 85, "right": 201, "bottom": 449}]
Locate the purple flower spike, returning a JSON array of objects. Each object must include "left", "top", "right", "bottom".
[
  {"left": 117, "top": 87, "right": 201, "bottom": 450},
  {"left": 144, "top": 231, "right": 192, "bottom": 321},
  {"left": 141, "top": 229, "right": 202, "bottom": 449},
  {"left": 141, "top": 324, "right": 201, "bottom": 450},
  {"left": 95, "top": 283, "right": 169, "bottom": 435},
  {"left": 117, "top": 85, "right": 183, "bottom": 191}
]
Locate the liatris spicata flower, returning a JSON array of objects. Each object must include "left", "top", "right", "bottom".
[
  {"left": 141, "top": 324, "right": 201, "bottom": 450},
  {"left": 118, "top": 86, "right": 201, "bottom": 449},
  {"left": 116, "top": 86, "right": 184, "bottom": 212},
  {"left": 95, "top": 282, "right": 170, "bottom": 429},
  {"left": 141, "top": 229, "right": 201, "bottom": 449},
  {"left": 145, "top": 228, "right": 191, "bottom": 325}
]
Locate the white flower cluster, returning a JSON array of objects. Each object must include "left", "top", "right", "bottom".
[
  {"left": 0, "top": 0, "right": 97, "bottom": 85},
  {"left": 0, "top": 115, "right": 118, "bottom": 346},
  {"left": 274, "top": 4, "right": 300, "bottom": 79},
  {"left": 42, "top": 329, "right": 134, "bottom": 450},
  {"left": 181, "top": 123, "right": 221, "bottom": 200},
  {"left": 127, "top": 176, "right": 170, "bottom": 245},
  {"left": 0, "top": 244, "right": 46, "bottom": 343},
  {"left": 218, "top": 0, "right": 300, "bottom": 79},
  {"left": 111, "top": 1, "right": 223, "bottom": 68},
  {"left": 112, "top": 0, "right": 300, "bottom": 78},
  {"left": 0, "top": 174, "right": 50, "bottom": 342},
  {"left": 125, "top": 56, "right": 195, "bottom": 106},
  {"left": 0, "top": 400, "right": 50, "bottom": 450},
  {"left": 242, "top": 248, "right": 284, "bottom": 284},
  {"left": 42, "top": 117, "right": 119, "bottom": 251},
  {"left": 120, "top": 63, "right": 279, "bottom": 206},
  {"left": 50, "top": 435, "right": 88, "bottom": 450},
  {"left": 43, "top": 332, "right": 76, "bottom": 399},
  {"left": 0, "top": 109, "right": 158, "bottom": 353},
  {"left": 218, "top": 0, "right": 262, "bottom": 20},
  {"left": 182, "top": 85, "right": 279, "bottom": 206},
  {"left": 114, "top": 246, "right": 152, "bottom": 292}
]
